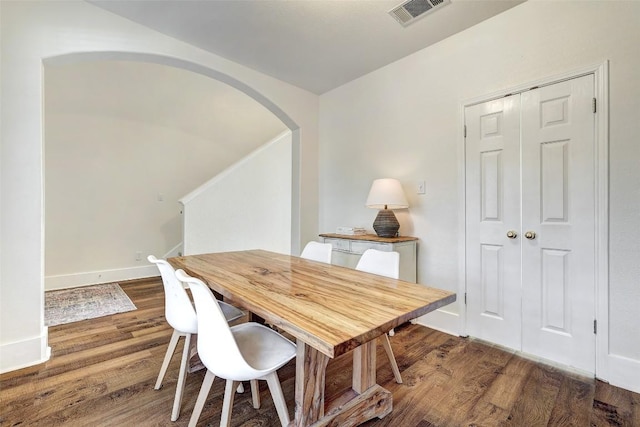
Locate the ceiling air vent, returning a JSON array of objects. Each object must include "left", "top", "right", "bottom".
[{"left": 389, "top": 0, "right": 451, "bottom": 27}]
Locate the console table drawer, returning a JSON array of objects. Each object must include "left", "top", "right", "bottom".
[
  {"left": 349, "top": 240, "right": 388, "bottom": 254},
  {"left": 324, "top": 238, "right": 351, "bottom": 252}
]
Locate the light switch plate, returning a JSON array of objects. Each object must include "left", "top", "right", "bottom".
[{"left": 417, "top": 180, "right": 426, "bottom": 194}]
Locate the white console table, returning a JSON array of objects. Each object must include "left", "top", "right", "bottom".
[{"left": 319, "top": 233, "right": 418, "bottom": 283}]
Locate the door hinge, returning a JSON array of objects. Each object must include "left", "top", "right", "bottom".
[
  {"left": 464, "top": 125, "right": 467, "bottom": 138},
  {"left": 464, "top": 292, "right": 467, "bottom": 304},
  {"left": 594, "top": 319, "right": 597, "bottom": 334},
  {"left": 593, "top": 98, "right": 597, "bottom": 114}
]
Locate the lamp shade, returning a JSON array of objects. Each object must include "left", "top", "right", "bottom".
[{"left": 366, "top": 178, "right": 409, "bottom": 209}]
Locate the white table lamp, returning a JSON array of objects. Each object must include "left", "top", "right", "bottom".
[{"left": 366, "top": 178, "right": 409, "bottom": 237}]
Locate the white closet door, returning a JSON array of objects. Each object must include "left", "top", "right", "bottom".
[
  {"left": 464, "top": 97, "right": 522, "bottom": 350},
  {"left": 520, "top": 75, "right": 596, "bottom": 372},
  {"left": 465, "top": 74, "right": 597, "bottom": 373}
]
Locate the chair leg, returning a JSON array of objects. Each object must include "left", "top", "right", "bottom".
[
  {"left": 188, "top": 370, "right": 216, "bottom": 427},
  {"left": 236, "top": 382, "right": 245, "bottom": 393},
  {"left": 220, "top": 380, "right": 238, "bottom": 427},
  {"left": 171, "top": 333, "right": 192, "bottom": 421},
  {"left": 380, "top": 333, "right": 403, "bottom": 384},
  {"left": 265, "top": 372, "right": 290, "bottom": 426},
  {"left": 250, "top": 379, "right": 260, "bottom": 409},
  {"left": 155, "top": 329, "right": 180, "bottom": 390}
]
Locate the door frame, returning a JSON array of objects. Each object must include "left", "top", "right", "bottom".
[{"left": 457, "top": 61, "right": 609, "bottom": 378}]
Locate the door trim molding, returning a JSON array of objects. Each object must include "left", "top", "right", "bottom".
[
  {"left": 458, "top": 61, "right": 610, "bottom": 378},
  {"left": 593, "top": 62, "right": 611, "bottom": 384}
]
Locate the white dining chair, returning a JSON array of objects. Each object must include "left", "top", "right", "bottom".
[
  {"left": 175, "top": 269, "right": 297, "bottom": 427},
  {"left": 300, "top": 241, "right": 333, "bottom": 264},
  {"left": 148, "top": 255, "right": 246, "bottom": 422},
  {"left": 355, "top": 249, "right": 403, "bottom": 384}
]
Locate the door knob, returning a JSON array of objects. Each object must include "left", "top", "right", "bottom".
[
  {"left": 506, "top": 230, "right": 518, "bottom": 239},
  {"left": 525, "top": 231, "right": 536, "bottom": 240}
]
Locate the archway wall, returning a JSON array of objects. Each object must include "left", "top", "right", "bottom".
[
  {"left": 0, "top": 0, "right": 319, "bottom": 373},
  {"left": 44, "top": 59, "right": 291, "bottom": 290}
]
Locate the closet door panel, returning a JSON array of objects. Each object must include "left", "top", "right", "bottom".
[
  {"left": 465, "top": 97, "right": 521, "bottom": 350},
  {"left": 520, "top": 75, "right": 596, "bottom": 373}
]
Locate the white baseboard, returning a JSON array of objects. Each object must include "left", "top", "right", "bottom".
[
  {"left": 45, "top": 265, "right": 158, "bottom": 290},
  {"left": 415, "top": 308, "right": 461, "bottom": 336},
  {"left": 603, "top": 353, "right": 640, "bottom": 394},
  {"left": 0, "top": 329, "right": 50, "bottom": 374},
  {"left": 163, "top": 242, "right": 183, "bottom": 258}
]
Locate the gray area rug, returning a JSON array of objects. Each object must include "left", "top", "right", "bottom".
[{"left": 45, "top": 283, "right": 137, "bottom": 327}]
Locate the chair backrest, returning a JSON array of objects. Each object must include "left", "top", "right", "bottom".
[
  {"left": 300, "top": 241, "right": 333, "bottom": 264},
  {"left": 175, "top": 269, "right": 261, "bottom": 381},
  {"left": 355, "top": 249, "right": 400, "bottom": 279},
  {"left": 148, "top": 255, "right": 197, "bottom": 334}
]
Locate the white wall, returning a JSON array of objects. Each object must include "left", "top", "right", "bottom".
[
  {"left": 182, "top": 132, "right": 292, "bottom": 256},
  {"left": 0, "top": 0, "right": 319, "bottom": 373},
  {"left": 319, "top": 1, "right": 640, "bottom": 392},
  {"left": 44, "top": 60, "right": 286, "bottom": 289}
]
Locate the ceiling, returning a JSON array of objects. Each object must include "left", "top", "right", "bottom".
[{"left": 89, "top": 0, "right": 524, "bottom": 94}]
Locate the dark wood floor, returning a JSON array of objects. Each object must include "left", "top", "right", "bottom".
[{"left": 1, "top": 277, "right": 638, "bottom": 427}]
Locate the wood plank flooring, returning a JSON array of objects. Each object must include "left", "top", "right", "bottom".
[{"left": 1, "top": 277, "right": 638, "bottom": 426}]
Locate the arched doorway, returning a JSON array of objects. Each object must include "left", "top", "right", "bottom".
[{"left": 43, "top": 52, "right": 302, "bottom": 289}]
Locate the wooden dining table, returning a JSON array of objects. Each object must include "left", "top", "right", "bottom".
[{"left": 168, "top": 249, "right": 456, "bottom": 427}]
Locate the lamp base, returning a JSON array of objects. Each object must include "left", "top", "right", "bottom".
[{"left": 372, "top": 209, "right": 400, "bottom": 238}]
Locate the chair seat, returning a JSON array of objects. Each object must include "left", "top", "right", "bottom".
[{"left": 231, "top": 323, "right": 297, "bottom": 375}]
